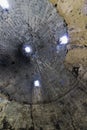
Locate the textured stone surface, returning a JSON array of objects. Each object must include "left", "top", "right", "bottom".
[
  {"left": 50, "top": 0, "right": 87, "bottom": 80},
  {"left": 0, "top": 0, "right": 87, "bottom": 130},
  {"left": 0, "top": 82, "right": 87, "bottom": 130},
  {"left": 50, "top": 0, "right": 87, "bottom": 45},
  {"left": 0, "top": 0, "right": 68, "bottom": 104},
  {"left": 32, "top": 86, "right": 87, "bottom": 130},
  {"left": 0, "top": 99, "right": 32, "bottom": 129}
]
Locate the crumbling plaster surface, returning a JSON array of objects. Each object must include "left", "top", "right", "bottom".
[
  {"left": 0, "top": 85, "right": 87, "bottom": 130},
  {"left": 50, "top": 0, "right": 87, "bottom": 79},
  {"left": 50, "top": 0, "right": 87, "bottom": 45},
  {"left": 0, "top": 0, "right": 87, "bottom": 130}
]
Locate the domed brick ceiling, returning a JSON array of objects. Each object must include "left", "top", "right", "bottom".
[{"left": 0, "top": 0, "right": 87, "bottom": 130}]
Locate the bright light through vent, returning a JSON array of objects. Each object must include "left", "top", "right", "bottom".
[
  {"left": 24, "top": 46, "right": 32, "bottom": 53},
  {"left": 34, "top": 80, "right": 40, "bottom": 87},
  {"left": 0, "top": 0, "right": 9, "bottom": 9},
  {"left": 59, "top": 35, "right": 69, "bottom": 45}
]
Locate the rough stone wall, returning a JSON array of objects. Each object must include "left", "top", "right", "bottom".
[
  {"left": 0, "top": 0, "right": 87, "bottom": 130},
  {"left": 50, "top": 0, "right": 87, "bottom": 45},
  {"left": 50, "top": 0, "right": 87, "bottom": 82},
  {"left": 0, "top": 83, "right": 87, "bottom": 130}
]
